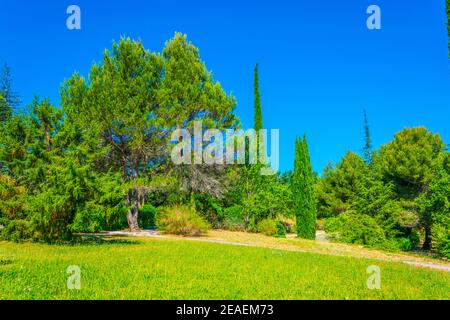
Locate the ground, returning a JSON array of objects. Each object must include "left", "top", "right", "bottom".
[{"left": 0, "top": 231, "right": 449, "bottom": 300}]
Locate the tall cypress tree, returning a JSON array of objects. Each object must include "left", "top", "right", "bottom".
[
  {"left": 292, "top": 135, "right": 317, "bottom": 239},
  {"left": 363, "top": 109, "right": 372, "bottom": 164},
  {"left": 254, "top": 64, "right": 264, "bottom": 163},
  {"left": 254, "top": 63, "right": 263, "bottom": 131}
]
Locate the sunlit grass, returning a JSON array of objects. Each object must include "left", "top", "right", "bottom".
[{"left": 0, "top": 237, "right": 449, "bottom": 300}]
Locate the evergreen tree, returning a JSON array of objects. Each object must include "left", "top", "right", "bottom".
[
  {"left": 292, "top": 135, "right": 317, "bottom": 239},
  {"left": 0, "top": 62, "right": 20, "bottom": 109},
  {"left": 254, "top": 64, "right": 263, "bottom": 132},
  {"left": 253, "top": 63, "right": 264, "bottom": 162},
  {"left": 363, "top": 110, "right": 372, "bottom": 164}
]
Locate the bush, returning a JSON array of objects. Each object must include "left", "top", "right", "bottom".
[
  {"left": 220, "top": 206, "right": 246, "bottom": 231},
  {"left": 139, "top": 204, "right": 157, "bottom": 229},
  {"left": 274, "top": 221, "right": 286, "bottom": 238},
  {"left": 157, "top": 205, "right": 210, "bottom": 236},
  {"left": 256, "top": 219, "right": 286, "bottom": 238},
  {"left": 222, "top": 217, "right": 246, "bottom": 231},
  {"left": 0, "top": 219, "right": 33, "bottom": 242},
  {"left": 434, "top": 225, "right": 450, "bottom": 259},
  {"left": 325, "top": 213, "right": 387, "bottom": 248}
]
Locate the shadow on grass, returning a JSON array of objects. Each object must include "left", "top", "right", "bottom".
[{"left": 69, "top": 234, "right": 142, "bottom": 246}]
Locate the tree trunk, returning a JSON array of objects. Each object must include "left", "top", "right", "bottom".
[
  {"left": 125, "top": 188, "right": 140, "bottom": 231},
  {"left": 423, "top": 224, "right": 432, "bottom": 250}
]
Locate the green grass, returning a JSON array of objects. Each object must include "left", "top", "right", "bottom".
[{"left": 0, "top": 237, "right": 449, "bottom": 300}]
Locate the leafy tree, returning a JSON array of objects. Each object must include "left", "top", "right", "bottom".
[{"left": 292, "top": 136, "right": 317, "bottom": 239}]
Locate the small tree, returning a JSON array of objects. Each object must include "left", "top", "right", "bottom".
[{"left": 292, "top": 136, "right": 317, "bottom": 239}]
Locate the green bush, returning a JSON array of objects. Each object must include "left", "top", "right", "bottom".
[
  {"left": 139, "top": 204, "right": 157, "bottom": 229},
  {"left": 222, "top": 217, "right": 246, "bottom": 231},
  {"left": 274, "top": 221, "right": 286, "bottom": 238},
  {"left": 222, "top": 205, "right": 243, "bottom": 220},
  {"left": 393, "top": 236, "right": 418, "bottom": 251},
  {"left": 434, "top": 226, "right": 450, "bottom": 259},
  {"left": 256, "top": 219, "right": 286, "bottom": 238},
  {"left": 257, "top": 219, "right": 277, "bottom": 236},
  {"left": 325, "top": 213, "right": 387, "bottom": 248},
  {"left": 71, "top": 207, "right": 105, "bottom": 233},
  {"left": 221, "top": 206, "right": 246, "bottom": 231},
  {"left": 0, "top": 219, "right": 33, "bottom": 242},
  {"left": 157, "top": 205, "right": 210, "bottom": 236}
]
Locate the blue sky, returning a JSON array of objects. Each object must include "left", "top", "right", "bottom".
[{"left": 1, "top": 0, "right": 449, "bottom": 173}]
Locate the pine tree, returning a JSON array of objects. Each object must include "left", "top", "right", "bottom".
[
  {"left": 292, "top": 135, "right": 317, "bottom": 239},
  {"left": 0, "top": 63, "right": 20, "bottom": 108},
  {"left": 363, "top": 110, "right": 373, "bottom": 164}
]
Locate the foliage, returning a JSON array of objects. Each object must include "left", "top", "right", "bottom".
[
  {"left": 157, "top": 205, "right": 210, "bottom": 236},
  {"left": 292, "top": 136, "right": 317, "bottom": 239},
  {"left": 318, "top": 127, "right": 449, "bottom": 254},
  {"left": 316, "top": 152, "right": 366, "bottom": 218},
  {"left": 139, "top": 204, "right": 158, "bottom": 229},
  {"left": 325, "top": 213, "right": 387, "bottom": 248},
  {"left": 256, "top": 219, "right": 277, "bottom": 236}
]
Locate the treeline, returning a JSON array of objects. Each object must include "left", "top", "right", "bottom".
[
  {"left": 0, "top": 34, "right": 448, "bottom": 260},
  {"left": 0, "top": 34, "right": 299, "bottom": 242}
]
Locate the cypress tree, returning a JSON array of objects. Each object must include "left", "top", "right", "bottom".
[
  {"left": 292, "top": 135, "right": 317, "bottom": 239},
  {"left": 254, "top": 63, "right": 263, "bottom": 132},
  {"left": 363, "top": 109, "right": 372, "bottom": 164},
  {"left": 254, "top": 64, "right": 264, "bottom": 163}
]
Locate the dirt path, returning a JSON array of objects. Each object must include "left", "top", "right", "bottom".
[{"left": 102, "top": 230, "right": 450, "bottom": 272}]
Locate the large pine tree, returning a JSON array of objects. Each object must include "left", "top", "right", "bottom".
[{"left": 292, "top": 135, "right": 317, "bottom": 239}]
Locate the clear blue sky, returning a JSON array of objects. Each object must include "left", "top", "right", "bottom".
[{"left": 1, "top": 0, "right": 449, "bottom": 173}]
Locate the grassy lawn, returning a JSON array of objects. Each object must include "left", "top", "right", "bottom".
[{"left": 0, "top": 237, "right": 449, "bottom": 300}]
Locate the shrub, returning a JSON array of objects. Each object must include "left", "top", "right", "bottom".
[
  {"left": 434, "top": 225, "right": 450, "bottom": 259},
  {"left": 221, "top": 206, "right": 246, "bottom": 231},
  {"left": 256, "top": 219, "right": 286, "bottom": 238},
  {"left": 221, "top": 217, "right": 246, "bottom": 231},
  {"left": 157, "top": 205, "right": 210, "bottom": 236},
  {"left": 257, "top": 219, "right": 277, "bottom": 236},
  {"left": 274, "top": 221, "right": 286, "bottom": 238},
  {"left": 0, "top": 219, "right": 33, "bottom": 242},
  {"left": 139, "top": 204, "right": 157, "bottom": 229},
  {"left": 325, "top": 213, "right": 387, "bottom": 248},
  {"left": 222, "top": 205, "right": 243, "bottom": 220},
  {"left": 71, "top": 206, "right": 105, "bottom": 233}
]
